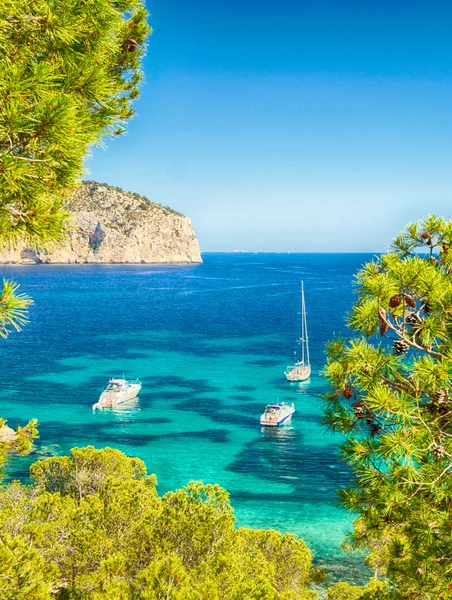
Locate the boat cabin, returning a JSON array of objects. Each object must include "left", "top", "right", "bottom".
[
  {"left": 106, "top": 379, "right": 127, "bottom": 392},
  {"left": 260, "top": 401, "right": 295, "bottom": 426}
]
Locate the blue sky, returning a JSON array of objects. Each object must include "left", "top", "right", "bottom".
[{"left": 86, "top": 1, "right": 452, "bottom": 251}]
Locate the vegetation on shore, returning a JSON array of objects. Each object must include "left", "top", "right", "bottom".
[
  {"left": 82, "top": 181, "right": 185, "bottom": 218},
  {"left": 0, "top": 446, "right": 317, "bottom": 599},
  {"left": 324, "top": 215, "right": 452, "bottom": 599}
]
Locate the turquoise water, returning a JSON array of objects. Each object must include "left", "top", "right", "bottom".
[{"left": 1, "top": 253, "right": 372, "bottom": 581}]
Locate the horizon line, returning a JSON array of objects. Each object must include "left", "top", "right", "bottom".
[{"left": 200, "top": 250, "right": 384, "bottom": 254}]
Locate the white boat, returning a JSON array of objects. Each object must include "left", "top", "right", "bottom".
[
  {"left": 285, "top": 281, "right": 311, "bottom": 382},
  {"left": 92, "top": 378, "right": 142, "bottom": 409},
  {"left": 260, "top": 402, "right": 295, "bottom": 426}
]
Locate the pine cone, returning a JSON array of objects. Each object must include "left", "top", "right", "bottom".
[
  {"left": 421, "top": 232, "right": 430, "bottom": 240},
  {"left": 352, "top": 399, "right": 365, "bottom": 419},
  {"left": 405, "top": 295, "right": 416, "bottom": 308},
  {"left": 426, "top": 402, "right": 437, "bottom": 415},
  {"left": 432, "top": 444, "right": 446, "bottom": 459},
  {"left": 431, "top": 389, "right": 448, "bottom": 405},
  {"left": 365, "top": 413, "right": 374, "bottom": 424},
  {"left": 393, "top": 340, "right": 409, "bottom": 355},
  {"left": 389, "top": 295, "right": 402, "bottom": 308},
  {"left": 369, "top": 423, "right": 381, "bottom": 436},
  {"left": 353, "top": 406, "right": 366, "bottom": 419},
  {"left": 406, "top": 313, "right": 421, "bottom": 326},
  {"left": 442, "top": 244, "right": 449, "bottom": 253},
  {"left": 423, "top": 302, "right": 432, "bottom": 314},
  {"left": 354, "top": 406, "right": 365, "bottom": 419},
  {"left": 343, "top": 386, "right": 353, "bottom": 400}
]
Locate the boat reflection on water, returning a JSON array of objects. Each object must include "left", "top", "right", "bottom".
[
  {"left": 258, "top": 425, "right": 299, "bottom": 483},
  {"left": 260, "top": 422, "right": 296, "bottom": 441},
  {"left": 291, "top": 379, "right": 311, "bottom": 393}
]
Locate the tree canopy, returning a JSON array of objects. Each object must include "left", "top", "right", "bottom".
[
  {"left": 323, "top": 215, "right": 452, "bottom": 599},
  {"left": 0, "top": 0, "right": 151, "bottom": 247},
  {"left": 0, "top": 446, "right": 317, "bottom": 599}
]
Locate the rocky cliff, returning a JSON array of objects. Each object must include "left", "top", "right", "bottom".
[{"left": 0, "top": 182, "right": 202, "bottom": 264}]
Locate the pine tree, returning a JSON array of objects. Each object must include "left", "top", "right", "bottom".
[
  {"left": 0, "top": 0, "right": 150, "bottom": 471},
  {"left": 0, "top": 0, "right": 151, "bottom": 247},
  {"left": 323, "top": 215, "right": 452, "bottom": 599},
  {"left": 0, "top": 446, "right": 317, "bottom": 599}
]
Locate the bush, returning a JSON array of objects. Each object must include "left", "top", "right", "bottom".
[{"left": 0, "top": 447, "right": 316, "bottom": 599}]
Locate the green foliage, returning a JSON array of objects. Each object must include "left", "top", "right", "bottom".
[
  {"left": 0, "top": 418, "right": 38, "bottom": 479},
  {"left": 326, "top": 579, "right": 387, "bottom": 600},
  {"left": 30, "top": 445, "right": 149, "bottom": 498},
  {"left": 0, "top": 279, "right": 32, "bottom": 338},
  {"left": 0, "top": 533, "right": 56, "bottom": 599},
  {"left": 323, "top": 215, "right": 452, "bottom": 599},
  {"left": 0, "top": 446, "right": 317, "bottom": 599},
  {"left": 82, "top": 180, "right": 185, "bottom": 217},
  {"left": 0, "top": 278, "right": 35, "bottom": 475},
  {"left": 0, "top": 0, "right": 151, "bottom": 248}
]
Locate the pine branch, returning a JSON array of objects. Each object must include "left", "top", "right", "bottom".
[{"left": 378, "top": 307, "right": 445, "bottom": 360}]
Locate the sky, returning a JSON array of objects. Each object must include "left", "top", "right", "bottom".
[{"left": 86, "top": 0, "right": 452, "bottom": 252}]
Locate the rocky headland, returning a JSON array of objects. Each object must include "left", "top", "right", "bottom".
[{"left": 0, "top": 182, "right": 202, "bottom": 264}]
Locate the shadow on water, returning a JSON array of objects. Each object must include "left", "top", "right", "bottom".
[
  {"left": 141, "top": 375, "right": 219, "bottom": 394},
  {"left": 246, "top": 358, "right": 281, "bottom": 367},
  {"left": 227, "top": 426, "right": 351, "bottom": 504},
  {"left": 174, "top": 396, "right": 223, "bottom": 417}
]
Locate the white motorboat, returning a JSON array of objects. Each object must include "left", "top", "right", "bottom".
[
  {"left": 92, "top": 378, "right": 142, "bottom": 409},
  {"left": 260, "top": 402, "right": 295, "bottom": 427},
  {"left": 285, "top": 281, "right": 311, "bottom": 382}
]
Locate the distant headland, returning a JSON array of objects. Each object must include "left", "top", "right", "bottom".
[{"left": 0, "top": 182, "right": 202, "bottom": 264}]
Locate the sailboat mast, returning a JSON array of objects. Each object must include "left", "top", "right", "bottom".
[
  {"left": 301, "top": 282, "right": 305, "bottom": 366},
  {"left": 301, "top": 281, "right": 310, "bottom": 367}
]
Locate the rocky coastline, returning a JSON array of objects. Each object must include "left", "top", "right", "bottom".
[{"left": 0, "top": 182, "right": 202, "bottom": 264}]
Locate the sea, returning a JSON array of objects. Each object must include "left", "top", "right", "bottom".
[{"left": 1, "top": 253, "right": 375, "bottom": 584}]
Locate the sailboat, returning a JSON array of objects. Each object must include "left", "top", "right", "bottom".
[{"left": 285, "top": 282, "right": 311, "bottom": 382}]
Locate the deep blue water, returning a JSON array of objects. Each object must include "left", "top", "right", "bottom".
[{"left": 1, "top": 253, "right": 374, "bottom": 582}]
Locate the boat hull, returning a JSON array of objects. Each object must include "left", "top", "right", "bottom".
[
  {"left": 285, "top": 364, "right": 311, "bottom": 382},
  {"left": 260, "top": 406, "right": 295, "bottom": 427},
  {"left": 93, "top": 383, "right": 141, "bottom": 409}
]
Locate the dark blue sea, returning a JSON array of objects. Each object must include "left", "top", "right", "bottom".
[{"left": 1, "top": 253, "right": 374, "bottom": 583}]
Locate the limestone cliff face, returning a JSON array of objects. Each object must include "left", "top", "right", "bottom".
[{"left": 0, "top": 182, "right": 202, "bottom": 264}]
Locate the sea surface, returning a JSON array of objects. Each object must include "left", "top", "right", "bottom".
[{"left": 1, "top": 253, "right": 375, "bottom": 583}]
